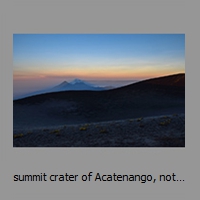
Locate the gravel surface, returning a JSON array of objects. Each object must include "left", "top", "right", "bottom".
[{"left": 13, "top": 113, "right": 185, "bottom": 147}]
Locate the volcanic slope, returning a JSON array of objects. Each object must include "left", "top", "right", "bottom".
[{"left": 13, "top": 73, "right": 185, "bottom": 129}]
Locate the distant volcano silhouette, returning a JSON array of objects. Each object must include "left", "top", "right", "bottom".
[{"left": 14, "top": 79, "right": 105, "bottom": 100}]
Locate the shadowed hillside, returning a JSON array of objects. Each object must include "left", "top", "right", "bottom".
[{"left": 13, "top": 73, "right": 185, "bottom": 129}]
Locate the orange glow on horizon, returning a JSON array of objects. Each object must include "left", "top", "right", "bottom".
[{"left": 13, "top": 66, "right": 185, "bottom": 81}]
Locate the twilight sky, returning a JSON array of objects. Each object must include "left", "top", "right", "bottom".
[{"left": 13, "top": 34, "right": 185, "bottom": 97}]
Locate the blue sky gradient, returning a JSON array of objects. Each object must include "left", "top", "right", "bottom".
[{"left": 13, "top": 34, "right": 185, "bottom": 97}]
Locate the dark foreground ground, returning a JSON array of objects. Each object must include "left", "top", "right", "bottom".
[
  {"left": 13, "top": 73, "right": 185, "bottom": 147},
  {"left": 13, "top": 113, "right": 185, "bottom": 147}
]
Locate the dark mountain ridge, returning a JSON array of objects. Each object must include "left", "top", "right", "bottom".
[
  {"left": 13, "top": 73, "right": 185, "bottom": 128},
  {"left": 14, "top": 73, "right": 185, "bottom": 103}
]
